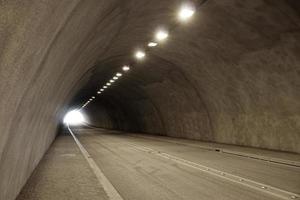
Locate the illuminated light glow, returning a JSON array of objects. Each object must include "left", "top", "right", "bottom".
[
  {"left": 116, "top": 73, "right": 122, "bottom": 77},
  {"left": 89, "top": 98, "right": 92, "bottom": 101},
  {"left": 178, "top": 4, "right": 195, "bottom": 21},
  {"left": 135, "top": 50, "right": 145, "bottom": 60},
  {"left": 92, "top": 96, "right": 95, "bottom": 99},
  {"left": 100, "top": 89, "right": 104, "bottom": 91},
  {"left": 63, "top": 110, "right": 86, "bottom": 125},
  {"left": 155, "top": 30, "right": 168, "bottom": 42},
  {"left": 122, "top": 65, "right": 130, "bottom": 71},
  {"left": 103, "top": 86, "right": 107, "bottom": 88},
  {"left": 106, "top": 83, "right": 111, "bottom": 86},
  {"left": 110, "top": 80, "right": 115, "bottom": 83},
  {"left": 148, "top": 42, "right": 158, "bottom": 47},
  {"left": 113, "top": 76, "right": 118, "bottom": 80},
  {"left": 97, "top": 91, "right": 101, "bottom": 94}
]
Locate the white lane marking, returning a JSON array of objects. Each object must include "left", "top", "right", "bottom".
[
  {"left": 67, "top": 125, "right": 124, "bottom": 200},
  {"left": 128, "top": 143, "right": 300, "bottom": 200},
  {"left": 127, "top": 134, "right": 300, "bottom": 167}
]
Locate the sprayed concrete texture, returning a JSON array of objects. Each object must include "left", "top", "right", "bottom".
[
  {"left": 0, "top": 0, "right": 300, "bottom": 200},
  {"left": 16, "top": 135, "right": 108, "bottom": 200}
]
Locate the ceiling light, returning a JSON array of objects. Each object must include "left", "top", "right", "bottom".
[
  {"left": 103, "top": 86, "right": 107, "bottom": 88},
  {"left": 89, "top": 99, "right": 92, "bottom": 101},
  {"left": 178, "top": 4, "right": 195, "bottom": 21},
  {"left": 110, "top": 80, "right": 115, "bottom": 83},
  {"left": 135, "top": 50, "right": 145, "bottom": 60},
  {"left": 116, "top": 73, "right": 122, "bottom": 77},
  {"left": 113, "top": 76, "right": 118, "bottom": 80},
  {"left": 92, "top": 96, "right": 95, "bottom": 99},
  {"left": 155, "top": 30, "right": 168, "bottom": 42},
  {"left": 106, "top": 83, "right": 111, "bottom": 86},
  {"left": 122, "top": 65, "right": 130, "bottom": 71},
  {"left": 100, "top": 89, "right": 104, "bottom": 91},
  {"left": 148, "top": 42, "right": 158, "bottom": 47},
  {"left": 97, "top": 91, "right": 101, "bottom": 94}
]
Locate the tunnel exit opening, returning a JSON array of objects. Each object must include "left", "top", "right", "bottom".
[{"left": 63, "top": 110, "right": 86, "bottom": 126}]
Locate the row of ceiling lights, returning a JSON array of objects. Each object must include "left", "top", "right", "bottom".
[{"left": 81, "top": 2, "right": 196, "bottom": 109}]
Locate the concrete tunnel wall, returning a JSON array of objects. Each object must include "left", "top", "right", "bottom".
[{"left": 0, "top": 0, "right": 299, "bottom": 199}]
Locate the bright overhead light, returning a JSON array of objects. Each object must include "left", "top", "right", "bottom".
[
  {"left": 106, "top": 83, "right": 111, "bottom": 86},
  {"left": 100, "top": 89, "right": 104, "bottom": 91},
  {"left": 97, "top": 91, "right": 101, "bottom": 94},
  {"left": 113, "top": 76, "right": 118, "bottom": 80},
  {"left": 116, "top": 73, "right": 122, "bottom": 77},
  {"left": 122, "top": 65, "right": 130, "bottom": 71},
  {"left": 110, "top": 79, "right": 115, "bottom": 83},
  {"left": 63, "top": 110, "right": 85, "bottom": 125},
  {"left": 135, "top": 50, "right": 145, "bottom": 60},
  {"left": 89, "top": 98, "right": 92, "bottom": 101},
  {"left": 178, "top": 4, "right": 195, "bottom": 21},
  {"left": 155, "top": 30, "right": 168, "bottom": 42},
  {"left": 103, "top": 86, "right": 107, "bottom": 88},
  {"left": 92, "top": 96, "right": 95, "bottom": 99},
  {"left": 148, "top": 42, "right": 158, "bottom": 47}
]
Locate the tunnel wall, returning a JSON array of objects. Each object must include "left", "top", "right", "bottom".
[
  {"left": 0, "top": 0, "right": 123, "bottom": 199},
  {"left": 86, "top": 0, "right": 300, "bottom": 153},
  {"left": 0, "top": 1, "right": 299, "bottom": 200}
]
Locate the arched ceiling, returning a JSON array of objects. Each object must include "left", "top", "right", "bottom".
[{"left": 0, "top": 0, "right": 299, "bottom": 199}]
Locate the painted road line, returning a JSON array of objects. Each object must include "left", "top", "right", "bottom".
[
  {"left": 128, "top": 143, "right": 299, "bottom": 200},
  {"left": 67, "top": 125, "right": 124, "bottom": 200},
  {"left": 126, "top": 133, "right": 300, "bottom": 167}
]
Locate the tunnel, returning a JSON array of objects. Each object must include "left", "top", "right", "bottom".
[{"left": 0, "top": 0, "right": 300, "bottom": 200}]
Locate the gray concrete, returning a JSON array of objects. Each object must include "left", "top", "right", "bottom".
[
  {"left": 0, "top": 1, "right": 299, "bottom": 199},
  {"left": 18, "top": 128, "right": 300, "bottom": 199},
  {"left": 17, "top": 135, "right": 108, "bottom": 200}
]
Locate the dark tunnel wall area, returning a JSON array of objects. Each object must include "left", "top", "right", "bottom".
[{"left": 0, "top": 0, "right": 299, "bottom": 200}]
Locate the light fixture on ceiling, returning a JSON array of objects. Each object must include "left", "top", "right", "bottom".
[
  {"left": 113, "top": 76, "right": 118, "bottom": 80},
  {"left": 103, "top": 86, "right": 107, "bottom": 88},
  {"left": 178, "top": 3, "right": 195, "bottom": 21},
  {"left": 116, "top": 72, "right": 122, "bottom": 77},
  {"left": 92, "top": 96, "right": 95, "bottom": 99},
  {"left": 122, "top": 65, "right": 130, "bottom": 71},
  {"left": 135, "top": 50, "right": 145, "bottom": 60},
  {"left": 100, "top": 89, "right": 104, "bottom": 91},
  {"left": 106, "top": 83, "right": 111, "bottom": 86},
  {"left": 97, "top": 91, "right": 101, "bottom": 94},
  {"left": 110, "top": 79, "right": 115, "bottom": 83},
  {"left": 148, "top": 42, "right": 158, "bottom": 47},
  {"left": 155, "top": 29, "right": 168, "bottom": 42}
]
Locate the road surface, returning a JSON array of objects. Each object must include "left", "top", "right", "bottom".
[{"left": 18, "top": 128, "right": 300, "bottom": 200}]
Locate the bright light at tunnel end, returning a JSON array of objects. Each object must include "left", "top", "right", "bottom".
[{"left": 63, "top": 110, "right": 86, "bottom": 126}]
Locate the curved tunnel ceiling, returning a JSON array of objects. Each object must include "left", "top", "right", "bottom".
[{"left": 0, "top": 0, "right": 300, "bottom": 199}]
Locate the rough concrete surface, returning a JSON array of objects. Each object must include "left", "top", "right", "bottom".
[
  {"left": 16, "top": 135, "right": 108, "bottom": 200},
  {"left": 0, "top": 0, "right": 299, "bottom": 199}
]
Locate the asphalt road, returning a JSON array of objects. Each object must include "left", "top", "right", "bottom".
[
  {"left": 72, "top": 128, "right": 300, "bottom": 200},
  {"left": 18, "top": 128, "right": 300, "bottom": 200}
]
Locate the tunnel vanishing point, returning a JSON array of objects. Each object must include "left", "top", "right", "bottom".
[{"left": 0, "top": 0, "right": 300, "bottom": 200}]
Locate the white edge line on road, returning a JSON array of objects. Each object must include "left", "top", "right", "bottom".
[
  {"left": 128, "top": 143, "right": 299, "bottom": 200},
  {"left": 67, "top": 125, "right": 124, "bottom": 200}
]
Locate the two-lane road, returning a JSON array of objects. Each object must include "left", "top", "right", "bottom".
[{"left": 72, "top": 128, "right": 300, "bottom": 200}]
